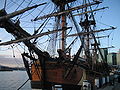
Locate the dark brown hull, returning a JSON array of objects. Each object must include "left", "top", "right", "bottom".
[{"left": 31, "top": 60, "right": 83, "bottom": 88}]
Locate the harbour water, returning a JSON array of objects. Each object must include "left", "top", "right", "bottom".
[
  {"left": 0, "top": 71, "right": 31, "bottom": 90},
  {"left": 0, "top": 71, "right": 63, "bottom": 90}
]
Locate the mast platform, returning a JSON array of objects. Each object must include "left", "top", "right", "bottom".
[{"left": 52, "top": 0, "right": 76, "bottom": 5}]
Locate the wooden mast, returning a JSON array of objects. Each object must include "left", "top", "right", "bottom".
[{"left": 61, "top": 4, "right": 66, "bottom": 51}]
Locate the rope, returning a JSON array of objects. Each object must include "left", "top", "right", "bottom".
[
  {"left": 32, "top": 6, "right": 58, "bottom": 44},
  {"left": 16, "top": 56, "right": 41, "bottom": 90},
  {"left": 17, "top": 78, "right": 29, "bottom": 90},
  {"left": 15, "top": 0, "right": 25, "bottom": 11},
  {"left": 18, "top": 0, "right": 33, "bottom": 20},
  {"left": 4, "top": 0, "right": 7, "bottom": 9}
]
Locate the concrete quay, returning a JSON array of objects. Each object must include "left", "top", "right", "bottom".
[{"left": 98, "top": 82, "right": 120, "bottom": 90}]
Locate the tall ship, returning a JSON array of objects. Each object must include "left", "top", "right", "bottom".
[{"left": 0, "top": 0, "right": 116, "bottom": 89}]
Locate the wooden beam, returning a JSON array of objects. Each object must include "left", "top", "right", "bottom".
[
  {"left": 0, "top": 27, "right": 71, "bottom": 46},
  {"left": 90, "top": 46, "right": 114, "bottom": 50},
  {"left": 33, "top": 1, "right": 101, "bottom": 21},
  {"left": 88, "top": 35, "right": 109, "bottom": 39},
  {"left": 67, "top": 27, "right": 116, "bottom": 37},
  {"left": 100, "top": 46, "right": 115, "bottom": 49},
  {"left": 0, "top": 2, "right": 46, "bottom": 21},
  {"left": 73, "top": 7, "right": 108, "bottom": 16}
]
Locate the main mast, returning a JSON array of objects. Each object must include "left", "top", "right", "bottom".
[
  {"left": 61, "top": 4, "right": 66, "bottom": 51},
  {"left": 51, "top": 0, "right": 77, "bottom": 52}
]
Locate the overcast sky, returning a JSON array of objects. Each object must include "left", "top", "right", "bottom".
[{"left": 0, "top": 55, "right": 23, "bottom": 67}]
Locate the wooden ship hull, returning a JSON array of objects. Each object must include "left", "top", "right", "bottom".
[
  {"left": 0, "top": 8, "right": 84, "bottom": 89},
  {"left": 31, "top": 60, "right": 83, "bottom": 89}
]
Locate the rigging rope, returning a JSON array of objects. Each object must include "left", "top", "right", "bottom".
[
  {"left": 32, "top": 5, "right": 58, "bottom": 45},
  {"left": 17, "top": 78, "right": 29, "bottom": 90},
  {"left": 15, "top": 0, "right": 25, "bottom": 11},
  {"left": 35, "top": 3, "right": 50, "bottom": 19},
  {"left": 17, "top": 53, "right": 44, "bottom": 90},
  {"left": 17, "top": 0, "right": 33, "bottom": 20},
  {"left": 9, "top": 0, "right": 35, "bottom": 21},
  {"left": 4, "top": 0, "right": 7, "bottom": 9},
  {"left": 5, "top": 0, "right": 12, "bottom": 10}
]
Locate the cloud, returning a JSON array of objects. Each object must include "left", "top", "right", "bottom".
[{"left": 0, "top": 55, "right": 24, "bottom": 67}]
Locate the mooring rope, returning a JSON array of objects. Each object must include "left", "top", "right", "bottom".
[{"left": 17, "top": 78, "right": 29, "bottom": 90}]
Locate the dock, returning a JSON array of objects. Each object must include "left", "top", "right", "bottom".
[{"left": 98, "top": 81, "right": 120, "bottom": 90}]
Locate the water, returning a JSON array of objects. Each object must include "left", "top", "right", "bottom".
[
  {"left": 0, "top": 71, "right": 63, "bottom": 90},
  {"left": 0, "top": 71, "right": 31, "bottom": 90}
]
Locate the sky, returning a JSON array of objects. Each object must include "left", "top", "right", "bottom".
[
  {"left": 0, "top": 0, "right": 120, "bottom": 67},
  {"left": 97, "top": 0, "right": 120, "bottom": 52}
]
